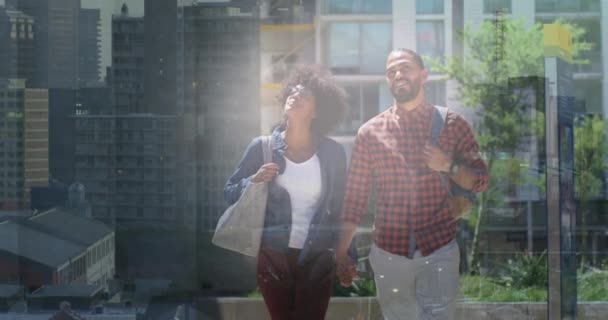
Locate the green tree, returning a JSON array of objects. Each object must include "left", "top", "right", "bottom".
[
  {"left": 427, "top": 17, "right": 592, "bottom": 273},
  {"left": 575, "top": 115, "right": 608, "bottom": 267}
]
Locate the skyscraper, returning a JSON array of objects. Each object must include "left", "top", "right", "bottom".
[
  {"left": 7, "top": 0, "right": 80, "bottom": 89},
  {"left": 78, "top": 8, "right": 102, "bottom": 86},
  {"left": 144, "top": 0, "right": 177, "bottom": 115},
  {"left": 111, "top": 4, "right": 144, "bottom": 114},
  {"left": 73, "top": 113, "right": 179, "bottom": 223},
  {"left": 48, "top": 87, "right": 111, "bottom": 185},
  {"left": 180, "top": 2, "right": 260, "bottom": 230},
  {"left": 0, "top": 79, "right": 48, "bottom": 210},
  {"left": 0, "top": 6, "right": 35, "bottom": 83}
]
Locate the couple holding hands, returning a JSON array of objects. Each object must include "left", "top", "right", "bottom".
[{"left": 224, "top": 49, "right": 488, "bottom": 320}]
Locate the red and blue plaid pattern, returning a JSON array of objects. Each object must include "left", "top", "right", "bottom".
[{"left": 341, "top": 103, "right": 488, "bottom": 257}]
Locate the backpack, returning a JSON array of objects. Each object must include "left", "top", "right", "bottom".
[{"left": 430, "top": 105, "right": 477, "bottom": 219}]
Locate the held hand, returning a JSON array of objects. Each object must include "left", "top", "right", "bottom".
[
  {"left": 424, "top": 143, "right": 452, "bottom": 173},
  {"left": 250, "top": 163, "right": 280, "bottom": 183},
  {"left": 336, "top": 253, "right": 357, "bottom": 287}
]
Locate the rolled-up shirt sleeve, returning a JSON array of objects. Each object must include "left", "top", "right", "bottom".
[
  {"left": 341, "top": 129, "right": 373, "bottom": 225},
  {"left": 452, "top": 117, "right": 489, "bottom": 193}
]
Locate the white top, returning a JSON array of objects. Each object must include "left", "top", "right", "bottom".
[{"left": 275, "top": 154, "right": 322, "bottom": 249}]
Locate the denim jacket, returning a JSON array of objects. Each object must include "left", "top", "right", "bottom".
[{"left": 224, "top": 128, "right": 352, "bottom": 264}]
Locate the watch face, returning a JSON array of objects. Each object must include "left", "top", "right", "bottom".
[{"left": 450, "top": 163, "right": 459, "bottom": 175}]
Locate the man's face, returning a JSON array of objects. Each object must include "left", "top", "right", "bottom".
[{"left": 385, "top": 52, "right": 427, "bottom": 104}]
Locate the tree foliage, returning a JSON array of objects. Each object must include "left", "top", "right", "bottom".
[{"left": 427, "top": 17, "right": 594, "bottom": 273}]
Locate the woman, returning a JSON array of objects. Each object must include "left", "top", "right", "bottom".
[{"left": 224, "top": 65, "right": 349, "bottom": 319}]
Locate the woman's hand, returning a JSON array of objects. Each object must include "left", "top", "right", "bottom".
[{"left": 250, "top": 163, "right": 280, "bottom": 183}]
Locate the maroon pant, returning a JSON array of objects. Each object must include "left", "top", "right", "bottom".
[{"left": 257, "top": 247, "right": 336, "bottom": 320}]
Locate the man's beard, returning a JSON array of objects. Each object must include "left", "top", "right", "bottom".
[{"left": 390, "top": 80, "right": 421, "bottom": 104}]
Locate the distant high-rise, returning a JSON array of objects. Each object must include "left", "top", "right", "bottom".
[
  {"left": 0, "top": 79, "right": 49, "bottom": 210},
  {"left": 181, "top": 2, "right": 260, "bottom": 229},
  {"left": 7, "top": 0, "right": 81, "bottom": 89},
  {"left": 0, "top": 6, "right": 36, "bottom": 83},
  {"left": 48, "top": 87, "right": 111, "bottom": 185},
  {"left": 144, "top": 0, "right": 177, "bottom": 115},
  {"left": 73, "top": 114, "right": 179, "bottom": 224},
  {"left": 78, "top": 8, "right": 102, "bottom": 86},
  {"left": 111, "top": 4, "right": 144, "bottom": 114}
]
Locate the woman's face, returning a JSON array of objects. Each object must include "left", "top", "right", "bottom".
[{"left": 284, "top": 84, "right": 316, "bottom": 124}]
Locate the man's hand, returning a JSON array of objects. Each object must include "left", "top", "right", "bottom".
[
  {"left": 424, "top": 143, "right": 452, "bottom": 173},
  {"left": 336, "top": 253, "right": 357, "bottom": 287}
]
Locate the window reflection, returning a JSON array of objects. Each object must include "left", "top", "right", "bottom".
[
  {"left": 416, "top": 0, "right": 445, "bottom": 14},
  {"left": 484, "top": 0, "right": 512, "bottom": 13},
  {"left": 327, "top": 22, "right": 392, "bottom": 75},
  {"left": 324, "top": 0, "right": 392, "bottom": 15},
  {"left": 416, "top": 21, "right": 445, "bottom": 62}
]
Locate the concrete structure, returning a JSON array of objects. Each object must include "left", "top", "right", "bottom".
[
  {"left": 7, "top": 0, "right": 81, "bottom": 89},
  {"left": 73, "top": 114, "right": 179, "bottom": 224},
  {"left": 0, "top": 80, "right": 48, "bottom": 209},
  {"left": 143, "top": 0, "right": 177, "bottom": 115},
  {"left": 0, "top": 6, "right": 35, "bottom": 83},
  {"left": 111, "top": 5, "right": 144, "bottom": 115},
  {"left": 180, "top": 2, "right": 260, "bottom": 230},
  {"left": 48, "top": 87, "right": 111, "bottom": 186},
  {"left": 78, "top": 9, "right": 102, "bottom": 86},
  {"left": 140, "top": 297, "right": 608, "bottom": 320},
  {"left": 0, "top": 208, "right": 114, "bottom": 290}
]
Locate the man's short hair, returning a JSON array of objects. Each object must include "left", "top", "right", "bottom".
[{"left": 391, "top": 48, "right": 425, "bottom": 70}]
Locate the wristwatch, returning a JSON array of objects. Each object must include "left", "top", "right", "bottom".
[{"left": 449, "top": 161, "right": 460, "bottom": 176}]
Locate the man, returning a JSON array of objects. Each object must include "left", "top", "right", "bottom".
[{"left": 335, "top": 49, "right": 489, "bottom": 320}]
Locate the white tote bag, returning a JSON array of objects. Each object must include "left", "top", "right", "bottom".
[{"left": 212, "top": 136, "right": 272, "bottom": 257}]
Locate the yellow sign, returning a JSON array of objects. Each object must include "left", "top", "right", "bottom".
[{"left": 543, "top": 24, "right": 573, "bottom": 63}]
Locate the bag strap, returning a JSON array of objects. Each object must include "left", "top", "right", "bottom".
[
  {"left": 261, "top": 136, "right": 272, "bottom": 164},
  {"left": 430, "top": 105, "right": 448, "bottom": 146},
  {"left": 430, "top": 105, "right": 452, "bottom": 196}
]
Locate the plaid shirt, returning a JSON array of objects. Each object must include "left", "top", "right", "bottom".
[{"left": 341, "top": 102, "right": 488, "bottom": 257}]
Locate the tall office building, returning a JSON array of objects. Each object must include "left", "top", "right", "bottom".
[
  {"left": 7, "top": 0, "right": 80, "bottom": 89},
  {"left": 78, "top": 8, "right": 102, "bottom": 86},
  {"left": 48, "top": 87, "right": 111, "bottom": 185},
  {"left": 0, "top": 79, "right": 48, "bottom": 210},
  {"left": 0, "top": 6, "right": 35, "bottom": 83},
  {"left": 180, "top": 2, "right": 260, "bottom": 229},
  {"left": 144, "top": 0, "right": 177, "bottom": 115},
  {"left": 111, "top": 4, "right": 144, "bottom": 115},
  {"left": 73, "top": 114, "right": 179, "bottom": 223}
]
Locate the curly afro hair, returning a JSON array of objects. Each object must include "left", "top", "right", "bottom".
[{"left": 277, "top": 64, "right": 347, "bottom": 136}]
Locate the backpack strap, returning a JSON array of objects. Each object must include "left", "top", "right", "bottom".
[
  {"left": 261, "top": 136, "right": 272, "bottom": 164},
  {"left": 430, "top": 105, "right": 448, "bottom": 146},
  {"left": 430, "top": 105, "right": 452, "bottom": 196}
]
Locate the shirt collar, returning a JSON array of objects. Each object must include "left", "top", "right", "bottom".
[
  {"left": 392, "top": 101, "right": 431, "bottom": 122},
  {"left": 270, "top": 125, "right": 288, "bottom": 152},
  {"left": 270, "top": 124, "right": 323, "bottom": 153}
]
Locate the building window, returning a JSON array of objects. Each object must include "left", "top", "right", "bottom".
[
  {"left": 484, "top": 0, "right": 512, "bottom": 14},
  {"left": 323, "top": 0, "right": 392, "bottom": 15},
  {"left": 326, "top": 22, "right": 392, "bottom": 75},
  {"left": 424, "top": 80, "right": 447, "bottom": 106},
  {"left": 416, "top": 21, "right": 445, "bottom": 63},
  {"left": 334, "top": 82, "right": 392, "bottom": 135},
  {"left": 416, "top": 0, "right": 444, "bottom": 14},
  {"left": 535, "top": 0, "right": 600, "bottom": 13}
]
